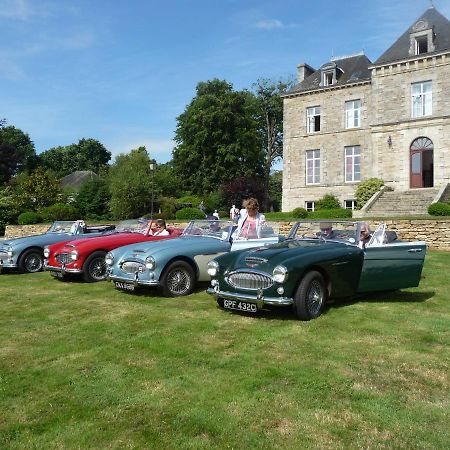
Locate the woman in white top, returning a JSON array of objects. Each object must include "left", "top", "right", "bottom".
[
  {"left": 235, "top": 198, "right": 265, "bottom": 239},
  {"left": 152, "top": 218, "right": 170, "bottom": 236}
]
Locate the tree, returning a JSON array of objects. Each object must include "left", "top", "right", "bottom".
[
  {"left": 13, "top": 167, "right": 62, "bottom": 211},
  {"left": 173, "top": 79, "right": 264, "bottom": 195},
  {"left": 222, "top": 176, "right": 266, "bottom": 210},
  {"left": 154, "top": 162, "right": 184, "bottom": 198},
  {"left": 40, "top": 138, "right": 111, "bottom": 178},
  {"left": 268, "top": 170, "right": 283, "bottom": 211},
  {"left": 73, "top": 177, "right": 111, "bottom": 219},
  {"left": 0, "top": 124, "right": 37, "bottom": 182},
  {"left": 108, "top": 147, "right": 153, "bottom": 219},
  {"left": 252, "top": 78, "right": 294, "bottom": 208}
]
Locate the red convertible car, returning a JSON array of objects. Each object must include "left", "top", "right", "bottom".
[{"left": 44, "top": 218, "right": 183, "bottom": 282}]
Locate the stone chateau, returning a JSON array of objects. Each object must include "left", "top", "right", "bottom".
[{"left": 281, "top": 7, "right": 450, "bottom": 214}]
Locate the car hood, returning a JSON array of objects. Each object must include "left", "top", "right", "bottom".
[
  {"left": 112, "top": 235, "right": 228, "bottom": 259},
  {"left": 218, "top": 239, "right": 353, "bottom": 272},
  {"left": 54, "top": 232, "right": 150, "bottom": 252},
  {"left": 2, "top": 232, "right": 60, "bottom": 248}
]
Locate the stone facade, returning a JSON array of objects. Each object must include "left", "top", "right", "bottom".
[{"left": 282, "top": 8, "right": 450, "bottom": 213}]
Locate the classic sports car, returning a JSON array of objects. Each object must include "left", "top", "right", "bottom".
[
  {"left": 106, "top": 219, "right": 283, "bottom": 296},
  {"left": 207, "top": 221, "right": 427, "bottom": 321},
  {"left": 0, "top": 220, "right": 115, "bottom": 274},
  {"left": 44, "top": 218, "right": 183, "bottom": 282}
]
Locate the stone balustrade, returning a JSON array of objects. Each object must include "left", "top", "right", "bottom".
[{"left": 3, "top": 219, "right": 450, "bottom": 250}]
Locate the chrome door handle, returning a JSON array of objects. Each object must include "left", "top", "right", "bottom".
[{"left": 408, "top": 248, "right": 422, "bottom": 253}]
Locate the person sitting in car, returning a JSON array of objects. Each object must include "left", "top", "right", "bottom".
[{"left": 152, "top": 219, "right": 170, "bottom": 236}]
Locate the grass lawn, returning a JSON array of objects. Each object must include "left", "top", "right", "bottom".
[{"left": 0, "top": 252, "right": 449, "bottom": 449}]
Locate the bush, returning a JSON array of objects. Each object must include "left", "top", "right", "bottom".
[
  {"left": 315, "top": 194, "right": 340, "bottom": 210},
  {"left": 307, "top": 208, "right": 352, "bottom": 219},
  {"left": 355, "top": 178, "right": 384, "bottom": 209},
  {"left": 39, "top": 203, "right": 79, "bottom": 222},
  {"left": 292, "top": 207, "right": 308, "bottom": 218},
  {"left": 18, "top": 211, "right": 43, "bottom": 225},
  {"left": 175, "top": 207, "right": 206, "bottom": 221},
  {"left": 428, "top": 202, "right": 450, "bottom": 216}
]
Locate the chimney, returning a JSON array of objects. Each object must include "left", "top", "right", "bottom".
[{"left": 297, "top": 63, "right": 315, "bottom": 83}]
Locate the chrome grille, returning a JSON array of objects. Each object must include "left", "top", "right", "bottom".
[
  {"left": 120, "top": 261, "right": 146, "bottom": 274},
  {"left": 56, "top": 253, "right": 72, "bottom": 264},
  {"left": 226, "top": 271, "right": 273, "bottom": 290}
]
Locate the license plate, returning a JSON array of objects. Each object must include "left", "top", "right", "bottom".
[
  {"left": 114, "top": 281, "right": 135, "bottom": 291},
  {"left": 50, "top": 271, "right": 63, "bottom": 278},
  {"left": 223, "top": 299, "right": 257, "bottom": 313}
]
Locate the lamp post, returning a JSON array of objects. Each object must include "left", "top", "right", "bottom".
[{"left": 149, "top": 159, "right": 156, "bottom": 219}]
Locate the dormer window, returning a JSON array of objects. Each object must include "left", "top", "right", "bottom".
[
  {"left": 409, "top": 20, "right": 435, "bottom": 56},
  {"left": 320, "top": 62, "right": 341, "bottom": 87}
]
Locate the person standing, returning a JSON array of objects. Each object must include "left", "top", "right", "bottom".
[
  {"left": 212, "top": 210, "right": 220, "bottom": 219},
  {"left": 235, "top": 198, "right": 265, "bottom": 239}
]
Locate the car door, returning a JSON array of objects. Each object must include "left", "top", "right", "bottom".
[{"left": 357, "top": 233, "right": 426, "bottom": 293}]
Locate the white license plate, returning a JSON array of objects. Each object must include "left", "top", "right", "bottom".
[
  {"left": 114, "top": 281, "right": 135, "bottom": 291},
  {"left": 223, "top": 299, "right": 257, "bottom": 313}
]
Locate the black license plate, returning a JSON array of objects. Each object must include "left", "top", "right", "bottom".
[
  {"left": 114, "top": 281, "right": 135, "bottom": 291},
  {"left": 223, "top": 299, "right": 258, "bottom": 313}
]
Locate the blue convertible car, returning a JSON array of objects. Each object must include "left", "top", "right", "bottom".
[
  {"left": 106, "top": 219, "right": 283, "bottom": 296},
  {"left": 0, "top": 220, "right": 115, "bottom": 273}
]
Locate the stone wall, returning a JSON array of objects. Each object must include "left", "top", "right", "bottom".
[{"left": 5, "top": 220, "right": 450, "bottom": 250}]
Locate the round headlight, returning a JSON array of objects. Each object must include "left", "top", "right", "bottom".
[
  {"left": 43, "top": 247, "right": 50, "bottom": 258},
  {"left": 207, "top": 260, "right": 219, "bottom": 277},
  {"left": 145, "top": 256, "right": 156, "bottom": 270},
  {"left": 70, "top": 250, "right": 78, "bottom": 261},
  {"left": 7, "top": 246, "right": 13, "bottom": 257},
  {"left": 105, "top": 252, "right": 114, "bottom": 266},
  {"left": 273, "top": 265, "right": 288, "bottom": 283}
]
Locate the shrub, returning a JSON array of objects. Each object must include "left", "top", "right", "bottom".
[
  {"left": 428, "top": 202, "right": 450, "bottom": 216},
  {"left": 355, "top": 178, "right": 384, "bottom": 209},
  {"left": 175, "top": 207, "right": 206, "bottom": 221},
  {"left": 39, "top": 203, "right": 79, "bottom": 222},
  {"left": 18, "top": 211, "right": 43, "bottom": 225},
  {"left": 315, "top": 194, "right": 340, "bottom": 210},
  {"left": 307, "top": 208, "right": 352, "bottom": 219},
  {"left": 292, "top": 207, "right": 308, "bottom": 218}
]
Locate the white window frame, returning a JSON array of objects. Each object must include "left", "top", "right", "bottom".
[
  {"left": 345, "top": 99, "right": 361, "bottom": 129},
  {"left": 323, "top": 71, "right": 334, "bottom": 86},
  {"left": 306, "top": 106, "right": 321, "bottom": 133},
  {"left": 306, "top": 149, "right": 320, "bottom": 185},
  {"left": 344, "top": 200, "right": 357, "bottom": 210},
  {"left": 345, "top": 146, "right": 361, "bottom": 183},
  {"left": 305, "top": 201, "right": 315, "bottom": 212},
  {"left": 411, "top": 81, "right": 432, "bottom": 118},
  {"left": 415, "top": 35, "right": 428, "bottom": 55}
]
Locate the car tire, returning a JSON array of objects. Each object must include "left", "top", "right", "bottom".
[
  {"left": 18, "top": 248, "right": 44, "bottom": 273},
  {"left": 293, "top": 270, "right": 327, "bottom": 321},
  {"left": 160, "top": 261, "right": 195, "bottom": 297},
  {"left": 82, "top": 251, "right": 107, "bottom": 282}
]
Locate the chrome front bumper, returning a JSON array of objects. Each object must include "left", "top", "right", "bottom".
[
  {"left": 108, "top": 274, "right": 159, "bottom": 287},
  {"left": 45, "top": 263, "right": 82, "bottom": 274},
  {"left": 207, "top": 287, "right": 294, "bottom": 307},
  {"left": 0, "top": 257, "right": 18, "bottom": 271}
]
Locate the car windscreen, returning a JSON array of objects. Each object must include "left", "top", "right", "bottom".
[
  {"left": 290, "top": 221, "right": 358, "bottom": 245},
  {"left": 48, "top": 221, "right": 77, "bottom": 234},
  {"left": 115, "top": 219, "right": 150, "bottom": 235},
  {"left": 182, "top": 220, "right": 234, "bottom": 240},
  {"left": 233, "top": 221, "right": 280, "bottom": 240}
]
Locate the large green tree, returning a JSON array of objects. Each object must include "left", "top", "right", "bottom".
[
  {"left": 108, "top": 147, "right": 153, "bottom": 219},
  {"left": 0, "top": 124, "right": 37, "bottom": 183},
  {"left": 40, "top": 138, "right": 111, "bottom": 178},
  {"left": 172, "top": 79, "right": 264, "bottom": 195},
  {"left": 252, "top": 78, "right": 294, "bottom": 208}
]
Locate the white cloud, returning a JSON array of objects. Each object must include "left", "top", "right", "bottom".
[
  {"left": 255, "top": 19, "right": 284, "bottom": 30},
  {"left": 107, "top": 138, "right": 175, "bottom": 163}
]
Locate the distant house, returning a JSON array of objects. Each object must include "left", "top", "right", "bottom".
[
  {"left": 60, "top": 170, "right": 98, "bottom": 191},
  {"left": 282, "top": 7, "right": 450, "bottom": 213}
]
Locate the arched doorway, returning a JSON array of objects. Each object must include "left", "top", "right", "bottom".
[{"left": 410, "top": 137, "right": 434, "bottom": 188}]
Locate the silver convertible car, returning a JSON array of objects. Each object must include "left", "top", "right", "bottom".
[
  {"left": 106, "top": 219, "right": 283, "bottom": 296},
  {"left": 0, "top": 220, "right": 115, "bottom": 273}
]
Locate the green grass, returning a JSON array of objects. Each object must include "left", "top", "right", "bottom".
[{"left": 0, "top": 253, "right": 449, "bottom": 449}]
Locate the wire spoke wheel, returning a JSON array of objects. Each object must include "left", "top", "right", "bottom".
[
  {"left": 24, "top": 253, "right": 43, "bottom": 273},
  {"left": 161, "top": 261, "right": 195, "bottom": 297},
  {"left": 89, "top": 257, "right": 107, "bottom": 281},
  {"left": 293, "top": 270, "right": 327, "bottom": 321},
  {"left": 306, "top": 279, "right": 324, "bottom": 316}
]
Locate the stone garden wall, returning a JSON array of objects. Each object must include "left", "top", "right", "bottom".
[{"left": 4, "top": 220, "right": 450, "bottom": 250}]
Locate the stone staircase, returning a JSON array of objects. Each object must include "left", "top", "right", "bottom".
[{"left": 361, "top": 188, "right": 439, "bottom": 217}]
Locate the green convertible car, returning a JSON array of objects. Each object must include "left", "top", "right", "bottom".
[{"left": 207, "top": 221, "right": 427, "bottom": 321}]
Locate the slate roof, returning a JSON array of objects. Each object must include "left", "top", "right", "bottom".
[
  {"left": 285, "top": 53, "right": 372, "bottom": 96},
  {"left": 60, "top": 170, "right": 98, "bottom": 190},
  {"left": 374, "top": 7, "right": 450, "bottom": 65}
]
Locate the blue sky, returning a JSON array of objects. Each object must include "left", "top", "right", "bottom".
[{"left": 1, "top": 0, "right": 449, "bottom": 165}]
